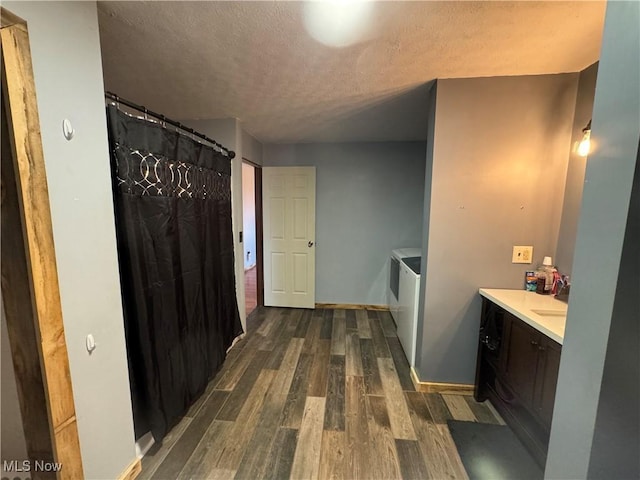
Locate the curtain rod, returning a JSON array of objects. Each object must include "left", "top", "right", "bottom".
[{"left": 104, "top": 91, "right": 235, "bottom": 159}]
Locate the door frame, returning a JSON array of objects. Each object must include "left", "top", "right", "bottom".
[
  {"left": 242, "top": 158, "right": 264, "bottom": 308},
  {"left": 1, "top": 7, "right": 84, "bottom": 478}
]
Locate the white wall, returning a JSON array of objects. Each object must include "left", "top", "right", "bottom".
[
  {"left": 242, "top": 163, "right": 257, "bottom": 269},
  {"left": 263, "top": 142, "right": 426, "bottom": 305},
  {"left": 546, "top": 1, "right": 640, "bottom": 477},
  {"left": 181, "top": 118, "right": 247, "bottom": 329},
  {"left": 1, "top": 300, "right": 28, "bottom": 464},
  {"left": 418, "top": 73, "right": 579, "bottom": 384},
  {"left": 3, "top": 2, "right": 136, "bottom": 478}
]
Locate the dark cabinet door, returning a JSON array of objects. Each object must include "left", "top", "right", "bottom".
[
  {"left": 475, "top": 300, "right": 564, "bottom": 466},
  {"left": 504, "top": 314, "right": 540, "bottom": 409},
  {"left": 534, "top": 337, "right": 562, "bottom": 427}
]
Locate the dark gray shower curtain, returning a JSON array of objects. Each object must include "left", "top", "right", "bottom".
[{"left": 106, "top": 105, "right": 243, "bottom": 440}]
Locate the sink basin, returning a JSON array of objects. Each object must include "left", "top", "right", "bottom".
[{"left": 531, "top": 309, "right": 566, "bottom": 317}]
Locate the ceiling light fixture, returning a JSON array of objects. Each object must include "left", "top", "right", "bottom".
[
  {"left": 577, "top": 120, "right": 592, "bottom": 157},
  {"left": 303, "top": 0, "right": 374, "bottom": 48}
]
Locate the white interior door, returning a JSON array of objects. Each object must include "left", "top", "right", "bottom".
[{"left": 263, "top": 167, "right": 316, "bottom": 308}]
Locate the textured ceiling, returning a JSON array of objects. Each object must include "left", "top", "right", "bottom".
[{"left": 98, "top": 1, "right": 605, "bottom": 144}]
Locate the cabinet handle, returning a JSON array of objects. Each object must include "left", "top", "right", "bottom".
[
  {"left": 530, "top": 340, "right": 539, "bottom": 346},
  {"left": 538, "top": 345, "right": 546, "bottom": 351}
]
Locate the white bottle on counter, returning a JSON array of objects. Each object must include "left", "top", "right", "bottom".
[{"left": 536, "top": 256, "right": 556, "bottom": 294}]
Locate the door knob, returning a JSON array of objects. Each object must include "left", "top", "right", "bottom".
[{"left": 308, "top": 241, "right": 314, "bottom": 248}]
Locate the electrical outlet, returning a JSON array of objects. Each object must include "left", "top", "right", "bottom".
[{"left": 512, "top": 246, "right": 533, "bottom": 264}]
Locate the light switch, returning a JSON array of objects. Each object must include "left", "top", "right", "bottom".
[{"left": 512, "top": 246, "right": 533, "bottom": 264}]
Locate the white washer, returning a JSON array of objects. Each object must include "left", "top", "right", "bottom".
[
  {"left": 388, "top": 248, "right": 421, "bottom": 324},
  {"left": 397, "top": 256, "right": 420, "bottom": 367}
]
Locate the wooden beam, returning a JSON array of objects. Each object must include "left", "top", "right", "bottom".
[
  {"left": 1, "top": 20, "right": 84, "bottom": 479},
  {"left": 1, "top": 74, "right": 55, "bottom": 476},
  {"left": 117, "top": 459, "right": 142, "bottom": 480},
  {"left": 1, "top": 7, "right": 24, "bottom": 28}
]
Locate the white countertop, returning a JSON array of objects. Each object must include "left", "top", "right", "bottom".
[{"left": 479, "top": 288, "right": 567, "bottom": 344}]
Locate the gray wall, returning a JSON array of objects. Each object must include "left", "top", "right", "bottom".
[
  {"left": 242, "top": 128, "right": 264, "bottom": 165},
  {"left": 546, "top": 1, "right": 640, "bottom": 477},
  {"left": 555, "top": 63, "right": 599, "bottom": 276},
  {"left": 1, "top": 301, "right": 28, "bottom": 464},
  {"left": 416, "top": 82, "right": 437, "bottom": 371},
  {"left": 263, "top": 142, "right": 426, "bottom": 305},
  {"left": 587, "top": 138, "right": 639, "bottom": 479},
  {"left": 4, "top": 2, "right": 136, "bottom": 477},
  {"left": 418, "top": 73, "right": 579, "bottom": 383}
]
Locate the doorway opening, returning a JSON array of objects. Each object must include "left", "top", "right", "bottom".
[{"left": 242, "top": 160, "right": 263, "bottom": 317}]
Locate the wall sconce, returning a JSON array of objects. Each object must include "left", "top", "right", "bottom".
[{"left": 577, "top": 120, "right": 592, "bottom": 157}]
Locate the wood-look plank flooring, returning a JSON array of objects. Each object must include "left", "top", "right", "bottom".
[{"left": 140, "top": 307, "right": 503, "bottom": 480}]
